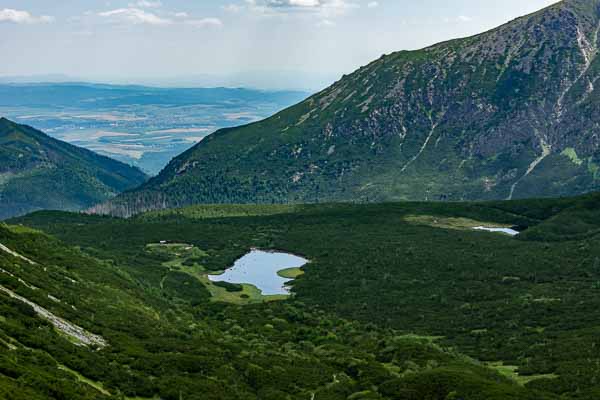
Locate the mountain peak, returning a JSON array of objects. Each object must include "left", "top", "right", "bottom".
[{"left": 94, "top": 0, "right": 600, "bottom": 216}]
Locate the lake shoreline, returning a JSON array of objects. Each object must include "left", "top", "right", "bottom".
[{"left": 208, "top": 249, "right": 309, "bottom": 296}]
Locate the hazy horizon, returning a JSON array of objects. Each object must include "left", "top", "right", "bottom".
[
  {"left": 0, "top": 70, "right": 337, "bottom": 91},
  {"left": 2, "top": 0, "right": 558, "bottom": 90}
]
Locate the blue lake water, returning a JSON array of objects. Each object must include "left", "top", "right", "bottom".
[{"left": 208, "top": 250, "right": 309, "bottom": 296}]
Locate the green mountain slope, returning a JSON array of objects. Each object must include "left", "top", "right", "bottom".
[
  {"left": 0, "top": 208, "right": 563, "bottom": 400},
  {"left": 11, "top": 192, "right": 600, "bottom": 399},
  {"left": 0, "top": 118, "right": 147, "bottom": 219},
  {"left": 94, "top": 0, "right": 600, "bottom": 217}
]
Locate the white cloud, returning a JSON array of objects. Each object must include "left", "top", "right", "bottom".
[
  {"left": 267, "top": 0, "right": 321, "bottom": 7},
  {"left": 457, "top": 15, "right": 473, "bottom": 22},
  {"left": 367, "top": 1, "right": 378, "bottom": 8},
  {"left": 129, "top": 1, "right": 163, "bottom": 8},
  {"left": 242, "top": 0, "right": 359, "bottom": 18},
  {"left": 0, "top": 8, "right": 54, "bottom": 24},
  {"left": 185, "top": 18, "right": 224, "bottom": 28},
  {"left": 98, "top": 8, "right": 172, "bottom": 25},
  {"left": 97, "top": 6, "right": 221, "bottom": 28},
  {"left": 237, "top": 0, "right": 364, "bottom": 25}
]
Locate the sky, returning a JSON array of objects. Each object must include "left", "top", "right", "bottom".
[{"left": 0, "top": 0, "right": 560, "bottom": 90}]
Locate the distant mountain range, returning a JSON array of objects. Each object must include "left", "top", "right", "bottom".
[
  {"left": 0, "top": 83, "right": 308, "bottom": 110},
  {"left": 0, "top": 118, "right": 147, "bottom": 219},
  {"left": 92, "top": 0, "right": 600, "bottom": 217},
  {"left": 0, "top": 71, "right": 338, "bottom": 91}
]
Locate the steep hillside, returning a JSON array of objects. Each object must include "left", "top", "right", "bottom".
[
  {"left": 0, "top": 118, "right": 147, "bottom": 219},
  {"left": 12, "top": 193, "right": 600, "bottom": 399},
  {"left": 95, "top": 0, "right": 600, "bottom": 216},
  {"left": 0, "top": 214, "right": 558, "bottom": 400}
]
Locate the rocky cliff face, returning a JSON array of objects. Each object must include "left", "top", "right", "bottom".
[{"left": 94, "top": 0, "right": 600, "bottom": 217}]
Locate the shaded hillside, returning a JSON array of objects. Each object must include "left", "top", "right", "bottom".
[
  {"left": 0, "top": 118, "right": 147, "bottom": 219},
  {"left": 96, "top": 0, "right": 600, "bottom": 217}
]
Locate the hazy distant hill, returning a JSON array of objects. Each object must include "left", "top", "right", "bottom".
[
  {"left": 0, "top": 83, "right": 308, "bottom": 175},
  {"left": 96, "top": 0, "right": 600, "bottom": 216},
  {"left": 0, "top": 118, "right": 147, "bottom": 219},
  {"left": 0, "top": 83, "right": 308, "bottom": 109}
]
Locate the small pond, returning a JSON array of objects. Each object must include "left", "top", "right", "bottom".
[
  {"left": 473, "top": 226, "right": 520, "bottom": 236},
  {"left": 208, "top": 250, "right": 309, "bottom": 296}
]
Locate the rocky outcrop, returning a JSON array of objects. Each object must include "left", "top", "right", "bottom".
[{"left": 0, "top": 285, "right": 107, "bottom": 348}]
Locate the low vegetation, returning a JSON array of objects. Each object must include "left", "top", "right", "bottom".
[
  {"left": 4, "top": 193, "right": 600, "bottom": 398},
  {"left": 277, "top": 267, "right": 305, "bottom": 279}
]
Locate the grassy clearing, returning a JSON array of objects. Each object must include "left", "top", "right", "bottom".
[
  {"left": 0, "top": 223, "right": 42, "bottom": 235},
  {"left": 147, "top": 242, "right": 289, "bottom": 305},
  {"left": 203, "top": 272, "right": 288, "bottom": 304},
  {"left": 125, "top": 397, "right": 161, "bottom": 400},
  {"left": 485, "top": 362, "right": 559, "bottom": 386},
  {"left": 203, "top": 274, "right": 266, "bottom": 304},
  {"left": 404, "top": 215, "right": 513, "bottom": 231},
  {"left": 277, "top": 267, "right": 304, "bottom": 279},
  {"left": 146, "top": 242, "right": 208, "bottom": 262},
  {"left": 395, "top": 334, "right": 445, "bottom": 342},
  {"left": 138, "top": 204, "right": 299, "bottom": 221},
  {"left": 561, "top": 148, "right": 583, "bottom": 166}
]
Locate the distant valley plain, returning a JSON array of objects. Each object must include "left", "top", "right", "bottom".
[{"left": 0, "top": 83, "right": 308, "bottom": 174}]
